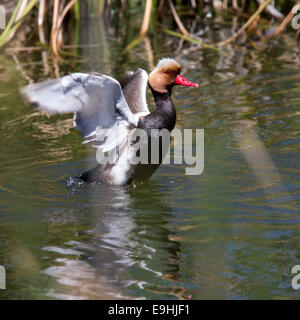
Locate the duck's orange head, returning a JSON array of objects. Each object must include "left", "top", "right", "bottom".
[{"left": 148, "top": 58, "right": 198, "bottom": 93}]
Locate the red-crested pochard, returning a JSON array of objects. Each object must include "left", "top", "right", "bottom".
[{"left": 21, "top": 58, "right": 198, "bottom": 185}]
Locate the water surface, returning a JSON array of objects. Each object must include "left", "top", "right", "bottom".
[{"left": 0, "top": 14, "right": 300, "bottom": 299}]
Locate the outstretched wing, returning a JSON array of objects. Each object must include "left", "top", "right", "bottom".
[
  {"left": 21, "top": 73, "right": 138, "bottom": 158},
  {"left": 122, "top": 68, "right": 149, "bottom": 114}
]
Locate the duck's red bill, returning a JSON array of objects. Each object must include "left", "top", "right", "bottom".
[{"left": 175, "top": 75, "right": 198, "bottom": 87}]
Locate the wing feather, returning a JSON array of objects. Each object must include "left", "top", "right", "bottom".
[
  {"left": 122, "top": 69, "right": 149, "bottom": 114},
  {"left": 21, "top": 73, "right": 138, "bottom": 160}
]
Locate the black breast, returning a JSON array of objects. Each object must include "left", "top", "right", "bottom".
[
  {"left": 132, "top": 87, "right": 176, "bottom": 181},
  {"left": 138, "top": 88, "right": 176, "bottom": 134}
]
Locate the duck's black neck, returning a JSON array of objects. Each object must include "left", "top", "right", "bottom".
[
  {"left": 150, "top": 85, "right": 176, "bottom": 118},
  {"left": 137, "top": 84, "right": 176, "bottom": 132},
  {"left": 149, "top": 84, "right": 173, "bottom": 101}
]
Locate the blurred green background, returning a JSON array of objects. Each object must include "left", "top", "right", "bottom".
[{"left": 0, "top": 0, "right": 300, "bottom": 300}]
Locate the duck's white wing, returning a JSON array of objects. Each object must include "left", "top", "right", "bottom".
[
  {"left": 21, "top": 73, "right": 139, "bottom": 157},
  {"left": 122, "top": 69, "right": 150, "bottom": 114}
]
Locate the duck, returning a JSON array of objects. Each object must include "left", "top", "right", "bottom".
[{"left": 21, "top": 58, "right": 198, "bottom": 185}]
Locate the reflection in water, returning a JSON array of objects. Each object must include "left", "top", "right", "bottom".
[
  {"left": 234, "top": 124, "right": 290, "bottom": 200},
  {"left": 40, "top": 182, "right": 183, "bottom": 299}
]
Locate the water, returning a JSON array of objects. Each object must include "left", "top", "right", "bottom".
[{"left": 0, "top": 13, "right": 300, "bottom": 299}]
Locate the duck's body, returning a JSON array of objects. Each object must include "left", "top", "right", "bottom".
[
  {"left": 81, "top": 86, "right": 176, "bottom": 184},
  {"left": 21, "top": 58, "right": 197, "bottom": 185}
]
